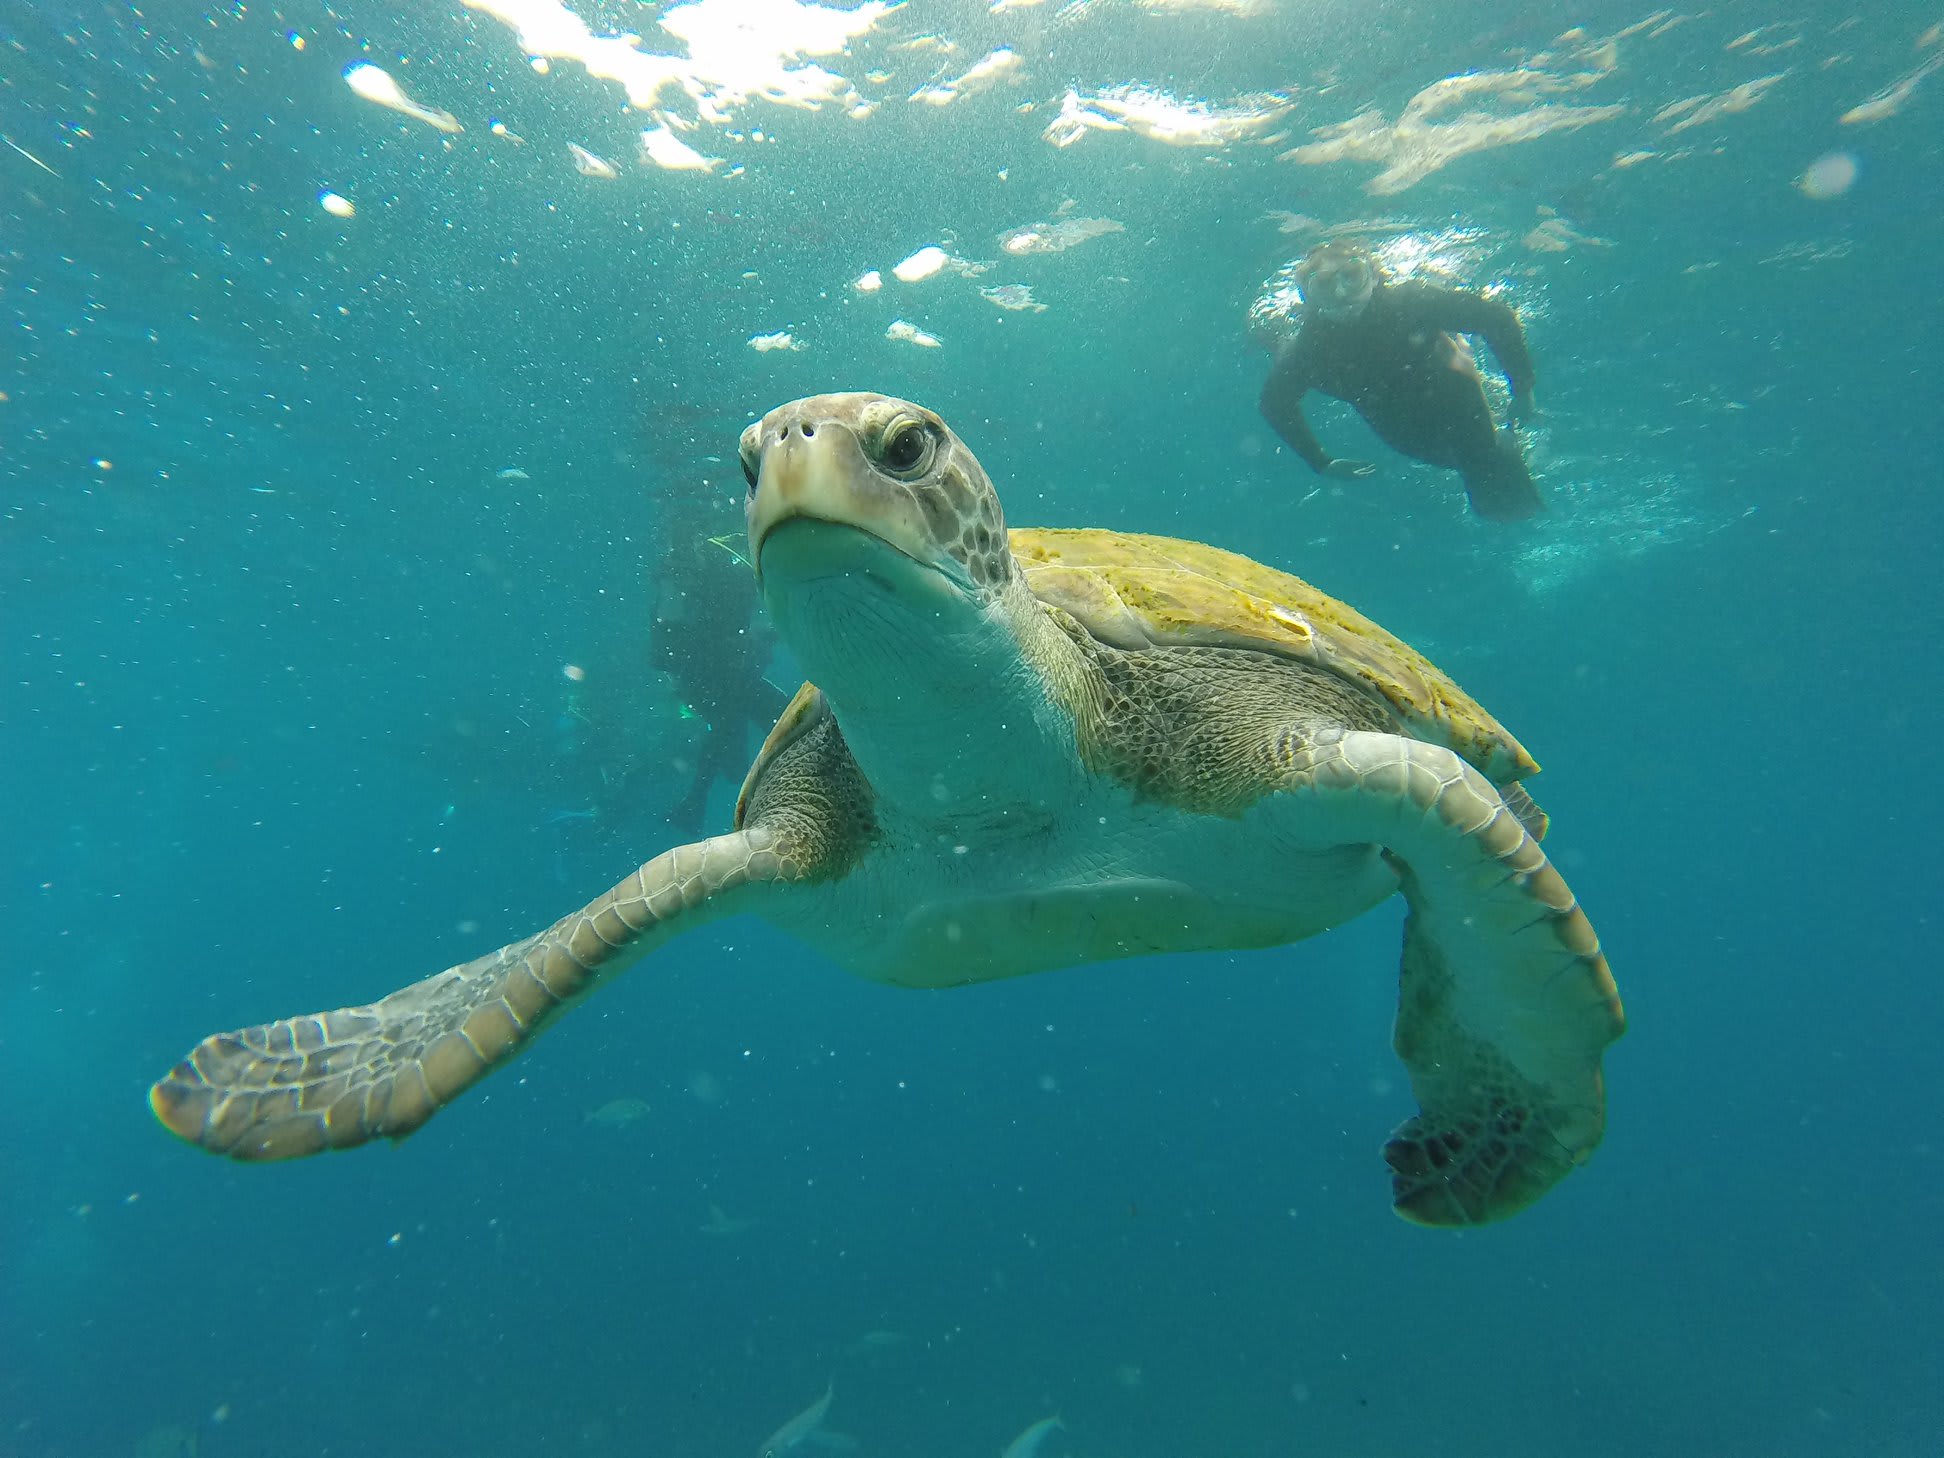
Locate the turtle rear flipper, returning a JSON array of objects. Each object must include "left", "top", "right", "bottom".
[
  {"left": 1279, "top": 730, "right": 1624, "bottom": 1225},
  {"left": 150, "top": 830, "right": 789, "bottom": 1160}
]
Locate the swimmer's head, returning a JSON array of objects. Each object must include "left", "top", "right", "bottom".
[{"left": 1295, "top": 241, "right": 1377, "bottom": 321}]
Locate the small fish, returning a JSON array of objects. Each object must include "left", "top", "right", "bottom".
[
  {"left": 132, "top": 1422, "right": 199, "bottom": 1458},
  {"left": 701, "top": 1202, "right": 759, "bottom": 1237},
  {"left": 1000, "top": 1414, "right": 1064, "bottom": 1458},
  {"left": 545, "top": 806, "right": 597, "bottom": 825},
  {"left": 758, "top": 1383, "right": 833, "bottom": 1457},
  {"left": 583, "top": 1097, "right": 650, "bottom": 1128},
  {"left": 839, "top": 1328, "right": 910, "bottom": 1358}
]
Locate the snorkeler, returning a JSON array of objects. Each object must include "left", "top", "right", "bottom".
[{"left": 1258, "top": 239, "right": 1543, "bottom": 522}]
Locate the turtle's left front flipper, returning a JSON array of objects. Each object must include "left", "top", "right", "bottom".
[
  {"left": 151, "top": 828, "right": 796, "bottom": 1160},
  {"left": 1275, "top": 729, "right": 1625, "bottom": 1226}
]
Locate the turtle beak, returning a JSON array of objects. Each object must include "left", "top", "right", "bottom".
[{"left": 746, "top": 422, "right": 837, "bottom": 581}]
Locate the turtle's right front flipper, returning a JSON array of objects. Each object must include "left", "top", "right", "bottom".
[{"left": 151, "top": 828, "right": 793, "bottom": 1160}]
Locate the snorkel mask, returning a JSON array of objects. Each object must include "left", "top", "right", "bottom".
[{"left": 1296, "top": 244, "right": 1376, "bottom": 320}]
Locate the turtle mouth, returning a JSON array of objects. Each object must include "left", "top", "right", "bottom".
[
  {"left": 754, "top": 512, "right": 932, "bottom": 583},
  {"left": 755, "top": 516, "right": 960, "bottom": 605}
]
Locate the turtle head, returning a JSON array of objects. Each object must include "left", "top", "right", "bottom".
[
  {"left": 743, "top": 393, "right": 1014, "bottom": 599},
  {"left": 740, "top": 393, "right": 1070, "bottom": 809},
  {"left": 741, "top": 393, "right": 1027, "bottom": 702}
]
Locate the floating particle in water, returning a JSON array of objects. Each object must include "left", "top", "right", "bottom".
[
  {"left": 910, "top": 46, "right": 1020, "bottom": 106},
  {"left": 853, "top": 269, "right": 883, "bottom": 292},
  {"left": 749, "top": 330, "right": 803, "bottom": 353},
  {"left": 894, "top": 245, "right": 950, "bottom": 282},
  {"left": 1798, "top": 151, "right": 1858, "bottom": 199},
  {"left": 1263, "top": 209, "right": 1320, "bottom": 234},
  {"left": 1000, "top": 214, "right": 1124, "bottom": 255},
  {"left": 318, "top": 190, "right": 355, "bottom": 218},
  {"left": 562, "top": 663, "right": 585, "bottom": 682},
  {"left": 980, "top": 283, "right": 1046, "bottom": 312},
  {"left": 343, "top": 63, "right": 462, "bottom": 134},
  {"left": 886, "top": 319, "right": 943, "bottom": 347},
  {"left": 639, "top": 124, "right": 722, "bottom": 173},
  {"left": 569, "top": 143, "right": 618, "bottom": 178},
  {"left": 1840, "top": 54, "right": 1942, "bottom": 127},
  {"left": 1522, "top": 208, "right": 1611, "bottom": 253}
]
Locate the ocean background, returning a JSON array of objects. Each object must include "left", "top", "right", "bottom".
[{"left": 4, "top": 2, "right": 1940, "bottom": 1455}]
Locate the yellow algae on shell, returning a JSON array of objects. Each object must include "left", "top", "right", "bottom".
[{"left": 1010, "top": 527, "right": 1537, "bottom": 783}]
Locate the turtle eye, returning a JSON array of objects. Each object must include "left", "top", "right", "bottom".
[{"left": 880, "top": 421, "right": 932, "bottom": 476}]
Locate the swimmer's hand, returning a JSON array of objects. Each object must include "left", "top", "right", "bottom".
[
  {"left": 1508, "top": 390, "right": 1539, "bottom": 425},
  {"left": 1323, "top": 458, "right": 1378, "bottom": 480}
]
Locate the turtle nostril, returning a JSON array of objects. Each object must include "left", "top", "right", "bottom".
[{"left": 801, "top": 423, "right": 815, "bottom": 438}]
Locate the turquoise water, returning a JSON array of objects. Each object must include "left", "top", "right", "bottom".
[{"left": 4, "top": 2, "right": 1940, "bottom": 1455}]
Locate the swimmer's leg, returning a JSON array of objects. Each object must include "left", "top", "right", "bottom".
[{"left": 1459, "top": 431, "right": 1544, "bottom": 522}]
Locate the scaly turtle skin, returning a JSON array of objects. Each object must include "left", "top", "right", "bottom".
[{"left": 151, "top": 392, "right": 1624, "bottom": 1226}]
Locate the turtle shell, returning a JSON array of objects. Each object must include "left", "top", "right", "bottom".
[{"left": 1011, "top": 528, "right": 1537, "bottom": 784}]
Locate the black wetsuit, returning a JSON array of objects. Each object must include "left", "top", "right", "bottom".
[{"left": 1259, "top": 281, "right": 1541, "bottom": 521}]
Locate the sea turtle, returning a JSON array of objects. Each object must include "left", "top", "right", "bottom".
[{"left": 151, "top": 392, "right": 1625, "bottom": 1225}]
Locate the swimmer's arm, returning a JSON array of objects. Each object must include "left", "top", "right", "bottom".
[
  {"left": 1258, "top": 367, "right": 1333, "bottom": 474},
  {"left": 1414, "top": 286, "right": 1537, "bottom": 400}
]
